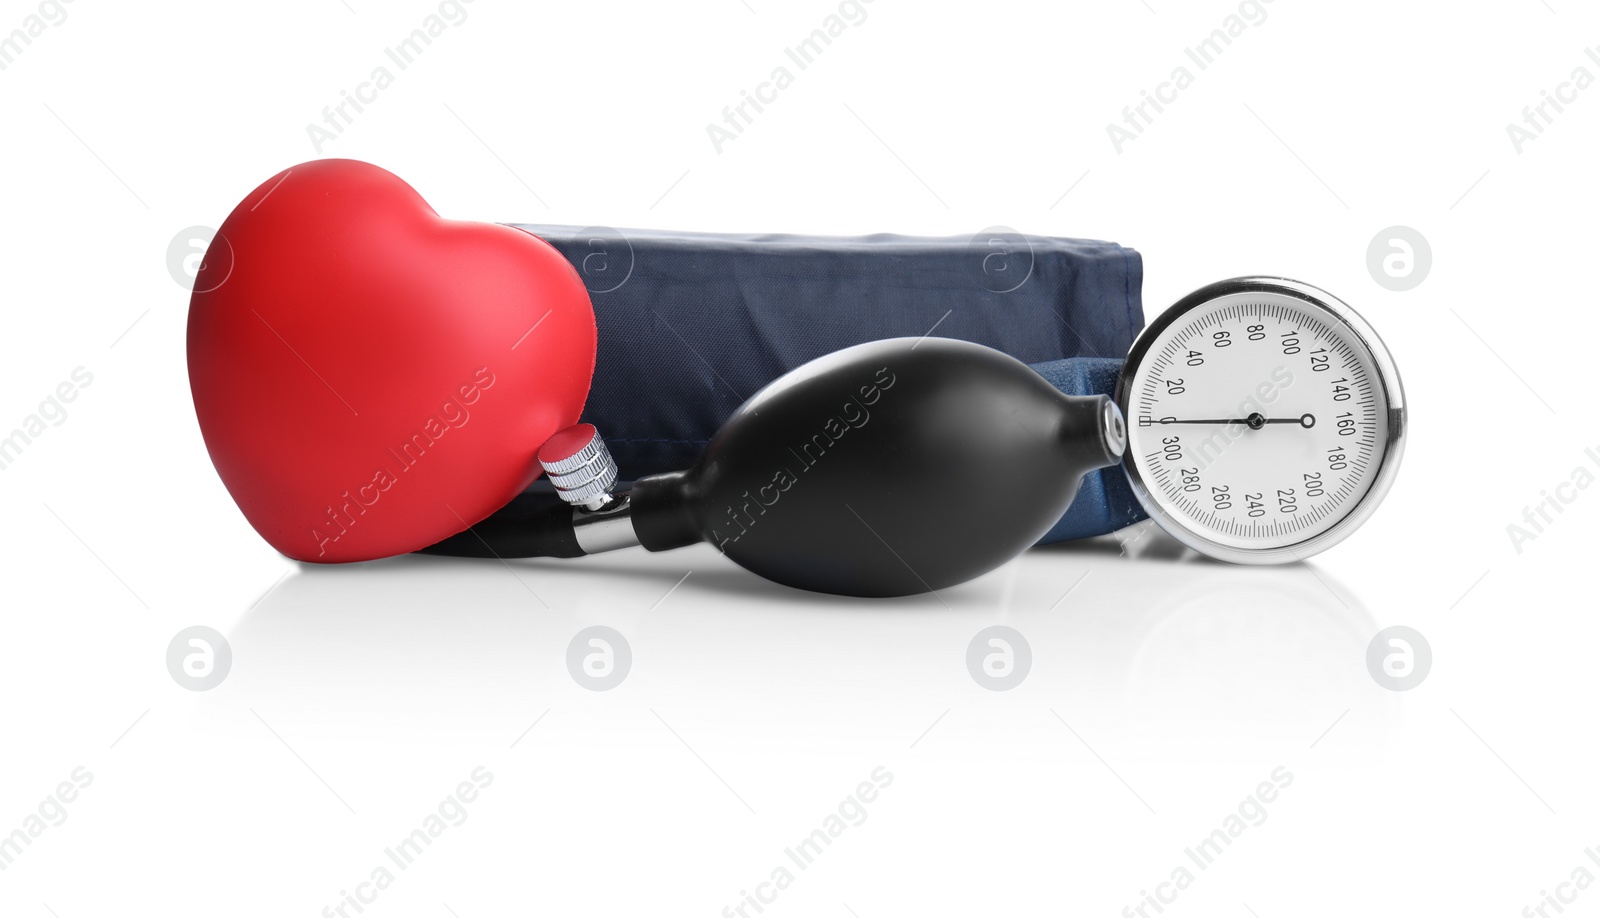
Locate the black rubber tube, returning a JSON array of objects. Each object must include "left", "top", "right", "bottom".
[{"left": 418, "top": 492, "right": 584, "bottom": 559}]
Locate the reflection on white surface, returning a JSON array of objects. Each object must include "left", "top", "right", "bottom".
[{"left": 209, "top": 521, "right": 1394, "bottom": 759}]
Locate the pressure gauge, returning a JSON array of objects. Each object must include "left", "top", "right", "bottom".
[{"left": 1115, "top": 277, "right": 1406, "bottom": 564}]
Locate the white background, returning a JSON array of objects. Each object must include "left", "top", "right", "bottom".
[{"left": 2, "top": 1, "right": 1597, "bottom": 916}]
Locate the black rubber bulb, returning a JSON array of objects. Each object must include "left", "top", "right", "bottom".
[
  {"left": 422, "top": 337, "right": 1125, "bottom": 597},
  {"left": 627, "top": 337, "right": 1123, "bottom": 596}
]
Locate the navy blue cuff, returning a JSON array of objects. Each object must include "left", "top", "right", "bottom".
[{"left": 508, "top": 226, "right": 1148, "bottom": 546}]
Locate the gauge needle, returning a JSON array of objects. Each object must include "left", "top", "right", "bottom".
[{"left": 1158, "top": 413, "right": 1316, "bottom": 430}]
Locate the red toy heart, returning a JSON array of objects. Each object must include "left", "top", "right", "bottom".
[{"left": 187, "top": 159, "right": 596, "bottom": 563}]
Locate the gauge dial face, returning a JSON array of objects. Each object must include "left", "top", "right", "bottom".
[{"left": 1119, "top": 281, "right": 1404, "bottom": 564}]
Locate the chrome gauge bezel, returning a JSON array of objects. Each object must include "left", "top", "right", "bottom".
[{"left": 1114, "top": 277, "right": 1407, "bottom": 565}]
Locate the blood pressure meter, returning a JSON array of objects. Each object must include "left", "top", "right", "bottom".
[
  {"left": 186, "top": 159, "right": 1406, "bottom": 590},
  {"left": 1115, "top": 277, "right": 1406, "bottom": 564}
]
